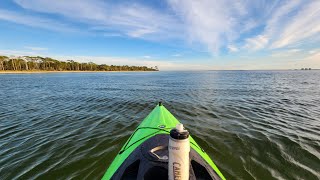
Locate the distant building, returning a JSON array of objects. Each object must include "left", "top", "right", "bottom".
[{"left": 301, "top": 68, "right": 312, "bottom": 70}]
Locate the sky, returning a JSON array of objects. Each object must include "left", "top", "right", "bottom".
[{"left": 0, "top": 0, "right": 319, "bottom": 70}]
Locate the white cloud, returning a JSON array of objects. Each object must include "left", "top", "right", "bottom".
[
  {"left": 244, "top": 35, "right": 269, "bottom": 51},
  {"left": 169, "top": 0, "right": 320, "bottom": 54},
  {"left": 241, "top": 0, "right": 320, "bottom": 51},
  {"left": 271, "top": 49, "right": 302, "bottom": 58},
  {"left": 269, "top": 1, "right": 320, "bottom": 49},
  {"left": 127, "top": 29, "right": 156, "bottom": 38},
  {"left": 288, "top": 49, "right": 301, "bottom": 53},
  {"left": 227, "top": 45, "right": 239, "bottom": 52},
  {"left": 0, "top": 0, "right": 319, "bottom": 65},
  {"left": 172, "top": 54, "right": 182, "bottom": 57},
  {"left": 102, "top": 33, "right": 123, "bottom": 37},
  {"left": 13, "top": 0, "right": 182, "bottom": 40},
  {"left": 0, "top": 49, "right": 39, "bottom": 56},
  {"left": 24, "top": 46, "right": 48, "bottom": 51},
  {"left": 305, "top": 51, "right": 320, "bottom": 62},
  {"left": 13, "top": 0, "right": 260, "bottom": 53},
  {"left": 142, "top": 55, "right": 151, "bottom": 59},
  {"left": 0, "top": 9, "right": 75, "bottom": 32},
  {"left": 168, "top": 0, "right": 246, "bottom": 54},
  {"left": 308, "top": 49, "right": 320, "bottom": 54}
]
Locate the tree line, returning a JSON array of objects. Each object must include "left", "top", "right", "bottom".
[{"left": 0, "top": 56, "right": 158, "bottom": 71}]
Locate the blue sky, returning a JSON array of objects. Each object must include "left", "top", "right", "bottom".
[{"left": 0, "top": 0, "right": 319, "bottom": 70}]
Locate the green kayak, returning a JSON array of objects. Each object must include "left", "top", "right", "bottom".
[{"left": 102, "top": 102, "right": 225, "bottom": 180}]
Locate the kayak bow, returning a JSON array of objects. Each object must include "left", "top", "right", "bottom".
[{"left": 102, "top": 103, "right": 225, "bottom": 180}]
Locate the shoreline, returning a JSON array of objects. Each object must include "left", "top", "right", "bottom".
[{"left": 0, "top": 70, "right": 158, "bottom": 74}]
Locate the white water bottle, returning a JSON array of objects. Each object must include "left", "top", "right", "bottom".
[{"left": 168, "top": 123, "right": 190, "bottom": 180}]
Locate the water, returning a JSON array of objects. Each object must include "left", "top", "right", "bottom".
[{"left": 0, "top": 71, "right": 319, "bottom": 180}]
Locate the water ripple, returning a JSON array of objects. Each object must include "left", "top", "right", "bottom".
[{"left": 0, "top": 71, "right": 319, "bottom": 179}]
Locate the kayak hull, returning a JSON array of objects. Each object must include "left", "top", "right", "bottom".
[{"left": 102, "top": 104, "right": 225, "bottom": 180}]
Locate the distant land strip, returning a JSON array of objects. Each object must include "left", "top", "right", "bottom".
[{"left": 0, "top": 55, "right": 158, "bottom": 72}]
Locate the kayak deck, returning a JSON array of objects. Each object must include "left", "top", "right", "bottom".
[{"left": 102, "top": 103, "right": 225, "bottom": 180}]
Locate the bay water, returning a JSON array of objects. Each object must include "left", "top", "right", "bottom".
[{"left": 0, "top": 71, "right": 319, "bottom": 179}]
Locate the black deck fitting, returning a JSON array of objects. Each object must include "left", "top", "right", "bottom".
[{"left": 158, "top": 101, "right": 162, "bottom": 106}]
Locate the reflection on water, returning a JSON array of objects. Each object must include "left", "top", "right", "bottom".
[{"left": 0, "top": 71, "right": 319, "bottom": 179}]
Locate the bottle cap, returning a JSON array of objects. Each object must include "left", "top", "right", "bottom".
[{"left": 170, "top": 123, "right": 189, "bottom": 140}]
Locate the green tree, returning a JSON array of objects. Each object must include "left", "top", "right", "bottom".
[{"left": 0, "top": 55, "right": 158, "bottom": 72}]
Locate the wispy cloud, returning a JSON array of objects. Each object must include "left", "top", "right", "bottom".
[
  {"left": 305, "top": 51, "right": 320, "bottom": 62},
  {"left": 308, "top": 49, "right": 319, "bottom": 54},
  {"left": 13, "top": 0, "right": 182, "bottom": 40},
  {"left": 241, "top": 0, "right": 320, "bottom": 51},
  {"left": 168, "top": 0, "right": 245, "bottom": 54},
  {"left": 227, "top": 45, "right": 239, "bottom": 52},
  {"left": 271, "top": 49, "right": 302, "bottom": 58},
  {"left": 269, "top": 1, "right": 320, "bottom": 49},
  {"left": 142, "top": 55, "right": 151, "bottom": 59},
  {"left": 0, "top": 9, "right": 75, "bottom": 32},
  {"left": 24, "top": 46, "right": 48, "bottom": 51},
  {"left": 0, "top": 49, "right": 39, "bottom": 56},
  {"left": 0, "top": 0, "right": 319, "bottom": 69},
  {"left": 6, "top": 0, "right": 320, "bottom": 54},
  {"left": 102, "top": 32, "right": 123, "bottom": 37},
  {"left": 169, "top": 0, "right": 319, "bottom": 54},
  {"left": 243, "top": 35, "right": 269, "bottom": 51}
]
